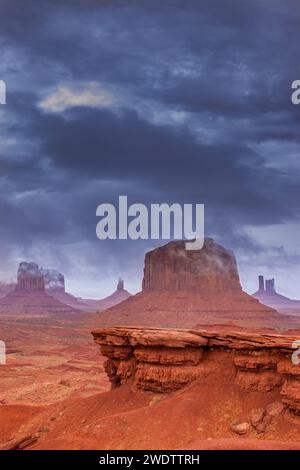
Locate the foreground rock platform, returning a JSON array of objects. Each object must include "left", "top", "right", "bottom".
[{"left": 92, "top": 325, "right": 300, "bottom": 417}]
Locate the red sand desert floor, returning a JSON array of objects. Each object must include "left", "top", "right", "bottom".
[{"left": 0, "top": 313, "right": 300, "bottom": 450}]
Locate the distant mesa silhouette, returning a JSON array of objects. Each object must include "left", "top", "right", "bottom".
[
  {"left": 0, "top": 261, "right": 132, "bottom": 314},
  {"left": 77, "top": 278, "right": 131, "bottom": 311},
  {"left": 0, "top": 262, "right": 80, "bottom": 316},
  {"left": 253, "top": 275, "right": 300, "bottom": 312},
  {"left": 34, "top": 265, "right": 131, "bottom": 311},
  {"left": 42, "top": 268, "right": 65, "bottom": 292}
]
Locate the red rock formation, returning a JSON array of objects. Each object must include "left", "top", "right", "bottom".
[
  {"left": 16, "top": 262, "right": 45, "bottom": 291},
  {"left": 0, "top": 282, "right": 15, "bottom": 298},
  {"left": 38, "top": 267, "right": 93, "bottom": 310},
  {"left": 92, "top": 239, "right": 300, "bottom": 432},
  {"left": 117, "top": 278, "right": 124, "bottom": 291},
  {"left": 96, "top": 278, "right": 131, "bottom": 310},
  {"left": 96, "top": 239, "right": 295, "bottom": 329},
  {"left": 143, "top": 239, "right": 241, "bottom": 292},
  {"left": 0, "top": 262, "right": 81, "bottom": 316},
  {"left": 253, "top": 275, "right": 300, "bottom": 313},
  {"left": 78, "top": 278, "right": 131, "bottom": 312},
  {"left": 92, "top": 326, "right": 300, "bottom": 418}
]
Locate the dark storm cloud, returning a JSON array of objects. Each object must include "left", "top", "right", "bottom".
[
  {"left": 2, "top": 97, "right": 299, "bottom": 251},
  {"left": 0, "top": 0, "right": 299, "bottom": 295},
  {"left": 27, "top": 105, "right": 299, "bottom": 225}
]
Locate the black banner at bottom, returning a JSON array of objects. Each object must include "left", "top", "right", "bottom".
[{"left": 0, "top": 450, "right": 299, "bottom": 467}]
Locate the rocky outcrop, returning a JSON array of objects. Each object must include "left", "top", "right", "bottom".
[
  {"left": 43, "top": 269, "right": 87, "bottom": 310},
  {"left": 253, "top": 275, "right": 300, "bottom": 312},
  {"left": 97, "top": 239, "right": 297, "bottom": 329},
  {"left": 142, "top": 239, "right": 241, "bottom": 292},
  {"left": 42, "top": 269, "right": 65, "bottom": 292},
  {"left": 17, "top": 262, "right": 45, "bottom": 291},
  {"left": 0, "top": 262, "right": 81, "bottom": 316},
  {"left": 96, "top": 278, "right": 131, "bottom": 310},
  {"left": 16, "top": 263, "right": 66, "bottom": 293},
  {"left": 0, "top": 434, "right": 38, "bottom": 450},
  {"left": 0, "top": 262, "right": 131, "bottom": 314},
  {"left": 78, "top": 279, "right": 131, "bottom": 312},
  {"left": 117, "top": 279, "right": 125, "bottom": 291},
  {"left": 92, "top": 326, "right": 300, "bottom": 417},
  {"left": 92, "top": 239, "right": 300, "bottom": 431}
]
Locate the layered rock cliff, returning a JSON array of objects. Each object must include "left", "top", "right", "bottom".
[
  {"left": 143, "top": 238, "right": 241, "bottom": 292},
  {"left": 92, "top": 326, "right": 300, "bottom": 419},
  {"left": 17, "top": 262, "right": 45, "bottom": 291}
]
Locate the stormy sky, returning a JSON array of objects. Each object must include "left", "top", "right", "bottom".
[{"left": 0, "top": 0, "right": 299, "bottom": 298}]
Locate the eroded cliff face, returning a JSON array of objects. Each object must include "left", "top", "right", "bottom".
[
  {"left": 17, "top": 262, "right": 45, "bottom": 292},
  {"left": 142, "top": 239, "right": 241, "bottom": 292},
  {"left": 92, "top": 326, "right": 300, "bottom": 417}
]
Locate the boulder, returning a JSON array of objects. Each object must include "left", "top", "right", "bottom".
[
  {"left": 250, "top": 408, "right": 265, "bottom": 428},
  {"left": 266, "top": 401, "right": 284, "bottom": 418},
  {"left": 230, "top": 422, "right": 250, "bottom": 435}
]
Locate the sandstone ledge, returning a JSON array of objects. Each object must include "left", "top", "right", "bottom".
[{"left": 92, "top": 326, "right": 300, "bottom": 414}]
